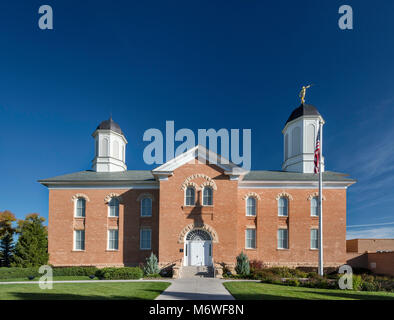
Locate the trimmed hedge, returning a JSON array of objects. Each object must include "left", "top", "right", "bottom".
[
  {"left": 53, "top": 267, "right": 98, "bottom": 276},
  {"left": 95, "top": 267, "right": 143, "bottom": 280},
  {"left": 0, "top": 267, "right": 40, "bottom": 280},
  {"left": 0, "top": 266, "right": 98, "bottom": 280}
]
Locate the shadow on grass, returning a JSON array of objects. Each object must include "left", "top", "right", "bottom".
[
  {"left": 7, "top": 291, "right": 162, "bottom": 300},
  {"left": 306, "top": 290, "right": 394, "bottom": 301}
]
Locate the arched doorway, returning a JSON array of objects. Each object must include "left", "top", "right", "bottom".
[{"left": 184, "top": 229, "right": 212, "bottom": 266}]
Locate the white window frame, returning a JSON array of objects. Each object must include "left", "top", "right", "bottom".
[
  {"left": 75, "top": 198, "right": 86, "bottom": 218},
  {"left": 107, "top": 229, "right": 119, "bottom": 250},
  {"left": 74, "top": 230, "right": 85, "bottom": 251},
  {"left": 184, "top": 187, "right": 195, "bottom": 206},
  {"left": 202, "top": 186, "right": 213, "bottom": 206},
  {"left": 310, "top": 229, "right": 318, "bottom": 249},
  {"left": 245, "top": 229, "right": 256, "bottom": 249},
  {"left": 246, "top": 197, "right": 256, "bottom": 216},
  {"left": 277, "top": 229, "right": 289, "bottom": 249},
  {"left": 108, "top": 197, "right": 119, "bottom": 217},
  {"left": 140, "top": 198, "right": 152, "bottom": 217},
  {"left": 140, "top": 228, "right": 152, "bottom": 250},
  {"left": 278, "top": 197, "right": 288, "bottom": 217},
  {"left": 311, "top": 197, "right": 318, "bottom": 217}
]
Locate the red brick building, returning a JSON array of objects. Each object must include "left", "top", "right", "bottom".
[{"left": 39, "top": 105, "right": 355, "bottom": 271}]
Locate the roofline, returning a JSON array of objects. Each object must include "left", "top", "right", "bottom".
[
  {"left": 38, "top": 180, "right": 158, "bottom": 188},
  {"left": 282, "top": 114, "right": 325, "bottom": 133}
]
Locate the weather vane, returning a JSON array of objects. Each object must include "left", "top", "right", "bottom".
[{"left": 299, "top": 84, "right": 313, "bottom": 104}]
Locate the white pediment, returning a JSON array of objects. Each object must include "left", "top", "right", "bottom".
[{"left": 151, "top": 145, "right": 247, "bottom": 179}]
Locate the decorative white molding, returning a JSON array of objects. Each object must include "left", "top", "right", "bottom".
[
  {"left": 152, "top": 145, "right": 247, "bottom": 177},
  {"left": 275, "top": 192, "right": 293, "bottom": 200},
  {"left": 307, "top": 192, "right": 326, "bottom": 201},
  {"left": 200, "top": 180, "right": 217, "bottom": 191},
  {"left": 178, "top": 223, "right": 219, "bottom": 243},
  {"left": 71, "top": 193, "right": 90, "bottom": 202},
  {"left": 104, "top": 193, "right": 122, "bottom": 203},
  {"left": 136, "top": 193, "right": 154, "bottom": 202},
  {"left": 180, "top": 173, "right": 217, "bottom": 191},
  {"left": 180, "top": 181, "right": 199, "bottom": 191},
  {"left": 242, "top": 192, "right": 261, "bottom": 200}
]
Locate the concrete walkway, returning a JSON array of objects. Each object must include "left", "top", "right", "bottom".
[{"left": 156, "top": 278, "right": 234, "bottom": 300}]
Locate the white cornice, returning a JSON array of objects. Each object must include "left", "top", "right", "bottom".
[{"left": 151, "top": 144, "right": 247, "bottom": 179}]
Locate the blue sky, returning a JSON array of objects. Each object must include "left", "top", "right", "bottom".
[{"left": 0, "top": 1, "right": 393, "bottom": 239}]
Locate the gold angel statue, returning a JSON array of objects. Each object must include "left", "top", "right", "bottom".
[{"left": 299, "top": 84, "right": 312, "bottom": 104}]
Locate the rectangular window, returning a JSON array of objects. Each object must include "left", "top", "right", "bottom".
[
  {"left": 108, "top": 229, "right": 119, "bottom": 250},
  {"left": 311, "top": 229, "right": 318, "bottom": 249},
  {"left": 311, "top": 197, "right": 318, "bottom": 217},
  {"left": 75, "top": 199, "right": 86, "bottom": 217},
  {"left": 277, "top": 229, "right": 288, "bottom": 249},
  {"left": 74, "top": 230, "right": 85, "bottom": 250},
  {"left": 245, "top": 229, "right": 256, "bottom": 249},
  {"left": 278, "top": 198, "right": 288, "bottom": 216},
  {"left": 109, "top": 198, "right": 119, "bottom": 217},
  {"left": 140, "top": 228, "right": 151, "bottom": 250},
  {"left": 141, "top": 198, "right": 152, "bottom": 217}
]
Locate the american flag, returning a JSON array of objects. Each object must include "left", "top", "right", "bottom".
[{"left": 314, "top": 128, "right": 321, "bottom": 174}]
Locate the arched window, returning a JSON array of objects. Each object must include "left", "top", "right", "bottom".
[
  {"left": 203, "top": 186, "right": 213, "bottom": 206},
  {"left": 278, "top": 197, "right": 288, "bottom": 216},
  {"left": 246, "top": 197, "right": 256, "bottom": 216},
  {"left": 108, "top": 197, "right": 119, "bottom": 217},
  {"left": 306, "top": 124, "right": 315, "bottom": 153},
  {"left": 185, "top": 187, "right": 195, "bottom": 206},
  {"left": 311, "top": 196, "right": 318, "bottom": 216},
  {"left": 75, "top": 198, "right": 86, "bottom": 217},
  {"left": 291, "top": 127, "right": 301, "bottom": 156},
  {"left": 101, "top": 138, "right": 109, "bottom": 156},
  {"left": 141, "top": 198, "right": 152, "bottom": 217},
  {"left": 113, "top": 140, "right": 119, "bottom": 159}
]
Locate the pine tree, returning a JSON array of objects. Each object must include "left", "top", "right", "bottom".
[
  {"left": 12, "top": 214, "right": 49, "bottom": 267},
  {"left": 0, "top": 231, "right": 14, "bottom": 267},
  {"left": 0, "top": 210, "right": 16, "bottom": 267},
  {"left": 143, "top": 252, "right": 160, "bottom": 275},
  {"left": 235, "top": 251, "right": 250, "bottom": 276}
]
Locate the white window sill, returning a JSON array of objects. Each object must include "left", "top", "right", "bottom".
[
  {"left": 106, "top": 249, "right": 119, "bottom": 252},
  {"left": 277, "top": 248, "right": 289, "bottom": 250},
  {"left": 72, "top": 249, "right": 85, "bottom": 252},
  {"left": 245, "top": 247, "right": 256, "bottom": 250}
]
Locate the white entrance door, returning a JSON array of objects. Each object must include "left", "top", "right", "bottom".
[
  {"left": 190, "top": 241, "right": 205, "bottom": 266},
  {"left": 186, "top": 240, "right": 212, "bottom": 266}
]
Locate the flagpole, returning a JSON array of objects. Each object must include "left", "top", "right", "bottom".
[{"left": 318, "top": 120, "right": 324, "bottom": 276}]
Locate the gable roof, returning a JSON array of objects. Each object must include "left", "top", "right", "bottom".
[{"left": 152, "top": 144, "right": 247, "bottom": 178}]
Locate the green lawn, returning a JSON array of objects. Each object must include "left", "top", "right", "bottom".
[
  {"left": 0, "top": 281, "right": 171, "bottom": 300},
  {"left": 0, "top": 276, "right": 99, "bottom": 282},
  {"left": 223, "top": 281, "right": 394, "bottom": 300}
]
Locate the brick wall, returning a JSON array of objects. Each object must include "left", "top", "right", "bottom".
[{"left": 47, "top": 161, "right": 348, "bottom": 268}]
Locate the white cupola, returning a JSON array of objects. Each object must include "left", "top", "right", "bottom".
[
  {"left": 282, "top": 104, "right": 325, "bottom": 173},
  {"left": 92, "top": 117, "right": 127, "bottom": 172}
]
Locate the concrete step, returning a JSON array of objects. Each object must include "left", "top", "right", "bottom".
[{"left": 181, "top": 266, "right": 214, "bottom": 279}]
